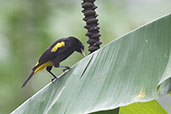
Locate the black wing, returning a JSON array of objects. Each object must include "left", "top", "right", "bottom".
[{"left": 35, "top": 38, "right": 72, "bottom": 67}]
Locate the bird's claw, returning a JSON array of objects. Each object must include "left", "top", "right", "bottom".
[
  {"left": 63, "top": 66, "right": 70, "bottom": 72},
  {"left": 51, "top": 77, "right": 57, "bottom": 83}
]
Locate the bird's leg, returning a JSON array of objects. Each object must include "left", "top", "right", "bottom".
[
  {"left": 54, "top": 65, "right": 70, "bottom": 72},
  {"left": 53, "top": 60, "right": 70, "bottom": 72},
  {"left": 58, "top": 66, "right": 70, "bottom": 72},
  {"left": 46, "top": 66, "right": 57, "bottom": 82}
]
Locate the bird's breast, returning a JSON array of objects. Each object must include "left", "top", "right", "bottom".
[{"left": 54, "top": 49, "right": 75, "bottom": 63}]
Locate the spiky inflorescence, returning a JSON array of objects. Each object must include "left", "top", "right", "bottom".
[{"left": 82, "top": 0, "right": 102, "bottom": 53}]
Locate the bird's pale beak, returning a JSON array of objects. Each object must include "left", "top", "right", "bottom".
[{"left": 81, "top": 49, "right": 86, "bottom": 57}]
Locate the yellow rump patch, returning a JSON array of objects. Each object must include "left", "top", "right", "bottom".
[
  {"left": 35, "top": 61, "right": 39, "bottom": 66},
  {"left": 34, "top": 61, "right": 53, "bottom": 73},
  {"left": 51, "top": 41, "right": 65, "bottom": 52}
]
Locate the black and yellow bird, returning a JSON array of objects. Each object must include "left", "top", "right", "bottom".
[{"left": 22, "top": 36, "right": 85, "bottom": 88}]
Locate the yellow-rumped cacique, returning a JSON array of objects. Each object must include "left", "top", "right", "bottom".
[{"left": 22, "top": 36, "right": 85, "bottom": 88}]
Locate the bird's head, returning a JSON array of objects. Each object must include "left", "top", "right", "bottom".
[{"left": 69, "top": 36, "right": 85, "bottom": 57}]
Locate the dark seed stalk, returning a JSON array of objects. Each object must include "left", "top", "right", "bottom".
[{"left": 81, "top": 0, "right": 102, "bottom": 53}]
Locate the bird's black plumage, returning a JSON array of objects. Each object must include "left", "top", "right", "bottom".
[{"left": 22, "top": 36, "right": 85, "bottom": 88}]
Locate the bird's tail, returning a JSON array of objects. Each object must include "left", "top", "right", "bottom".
[{"left": 21, "top": 71, "right": 34, "bottom": 88}]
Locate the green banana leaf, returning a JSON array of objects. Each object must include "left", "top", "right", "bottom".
[
  {"left": 91, "top": 100, "right": 168, "bottom": 114},
  {"left": 91, "top": 108, "right": 119, "bottom": 114},
  {"left": 120, "top": 100, "right": 168, "bottom": 114},
  {"left": 12, "top": 13, "right": 171, "bottom": 114}
]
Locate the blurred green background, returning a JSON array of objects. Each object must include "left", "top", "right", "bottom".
[{"left": 0, "top": 0, "right": 170, "bottom": 113}]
